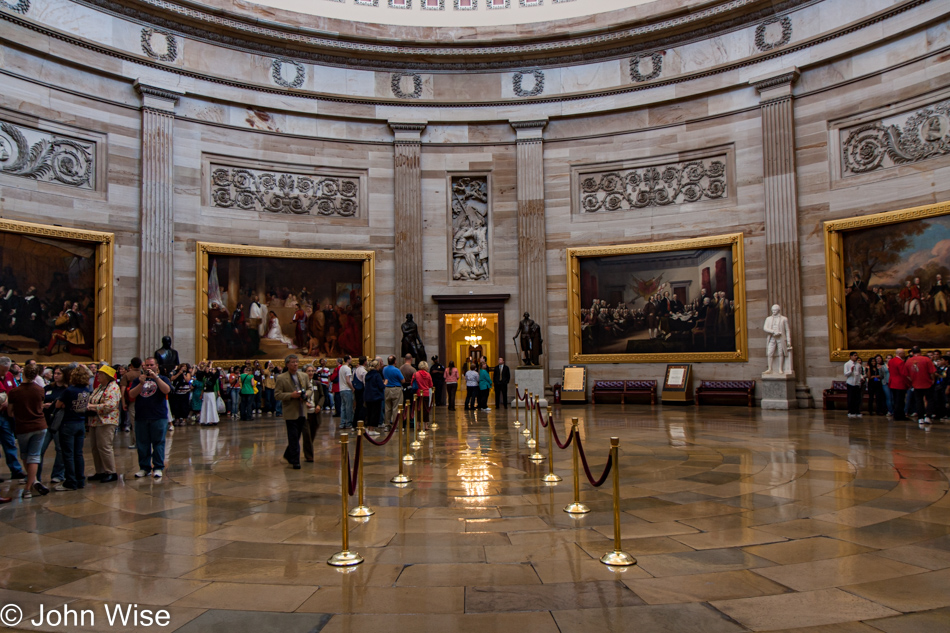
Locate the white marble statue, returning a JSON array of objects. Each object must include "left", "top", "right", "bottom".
[{"left": 764, "top": 303, "right": 793, "bottom": 375}]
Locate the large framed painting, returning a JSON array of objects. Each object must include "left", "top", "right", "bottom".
[
  {"left": 824, "top": 201, "right": 950, "bottom": 360},
  {"left": 196, "top": 242, "right": 375, "bottom": 364},
  {"left": 567, "top": 233, "right": 748, "bottom": 363},
  {"left": 0, "top": 219, "right": 113, "bottom": 364}
]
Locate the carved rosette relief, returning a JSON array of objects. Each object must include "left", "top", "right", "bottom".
[
  {"left": 0, "top": 121, "right": 95, "bottom": 189},
  {"left": 580, "top": 159, "right": 726, "bottom": 213},
  {"left": 211, "top": 165, "right": 359, "bottom": 216},
  {"left": 451, "top": 176, "right": 489, "bottom": 281},
  {"left": 272, "top": 59, "right": 305, "bottom": 88},
  {"left": 842, "top": 99, "right": 950, "bottom": 175},
  {"left": 141, "top": 28, "right": 178, "bottom": 62}
]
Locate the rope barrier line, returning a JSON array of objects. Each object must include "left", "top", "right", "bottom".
[
  {"left": 551, "top": 423, "right": 574, "bottom": 450},
  {"left": 363, "top": 412, "right": 401, "bottom": 446},
  {"left": 576, "top": 433, "right": 612, "bottom": 488}
]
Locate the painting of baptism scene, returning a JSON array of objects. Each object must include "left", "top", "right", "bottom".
[
  {"left": 578, "top": 246, "right": 737, "bottom": 357},
  {"left": 843, "top": 211, "right": 950, "bottom": 350},
  {"left": 0, "top": 231, "right": 97, "bottom": 363},
  {"left": 206, "top": 255, "right": 363, "bottom": 361}
]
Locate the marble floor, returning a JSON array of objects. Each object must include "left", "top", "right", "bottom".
[{"left": 0, "top": 404, "right": 948, "bottom": 632}]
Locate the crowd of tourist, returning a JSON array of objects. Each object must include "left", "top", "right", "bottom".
[
  {"left": 842, "top": 346, "right": 949, "bottom": 428},
  {"left": 0, "top": 346, "right": 509, "bottom": 501}
]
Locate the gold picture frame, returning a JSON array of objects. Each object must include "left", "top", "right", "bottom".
[
  {"left": 824, "top": 200, "right": 950, "bottom": 361},
  {"left": 195, "top": 242, "right": 375, "bottom": 365},
  {"left": 0, "top": 218, "right": 113, "bottom": 363},
  {"left": 567, "top": 233, "right": 748, "bottom": 364}
]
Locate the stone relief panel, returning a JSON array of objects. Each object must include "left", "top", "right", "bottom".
[
  {"left": 841, "top": 98, "right": 950, "bottom": 175},
  {"left": 451, "top": 176, "right": 490, "bottom": 282},
  {"left": 0, "top": 121, "right": 95, "bottom": 189},
  {"left": 578, "top": 157, "right": 727, "bottom": 213},
  {"left": 210, "top": 164, "right": 360, "bottom": 216}
]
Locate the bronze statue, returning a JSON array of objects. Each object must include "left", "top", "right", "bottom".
[
  {"left": 154, "top": 335, "right": 180, "bottom": 374},
  {"left": 513, "top": 312, "right": 543, "bottom": 366},
  {"left": 400, "top": 313, "right": 426, "bottom": 366}
]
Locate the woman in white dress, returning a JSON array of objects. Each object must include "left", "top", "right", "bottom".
[
  {"left": 264, "top": 311, "right": 296, "bottom": 348},
  {"left": 195, "top": 363, "right": 220, "bottom": 426}
]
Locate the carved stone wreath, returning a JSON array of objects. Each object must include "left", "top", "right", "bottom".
[
  {"left": 0, "top": 0, "right": 29, "bottom": 13},
  {"left": 391, "top": 72, "right": 423, "bottom": 99},
  {"left": 0, "top": 121, "right": 95, "bottom": 188},
  {"left": 755, "top": 16, "right": 792, "bottom": 52},
  {"left": 422, "top": 0, "right": 445, "bottom": 9},
  {"left": 271, "top": 59, "right": 305, "bottom": 89},
  {"left": 141, "top": 28, "right": 178, "bottom": 62},
  {"left": 580, "top": 160, "right": 727, "bottom": 212},
  {"left": 842, "top": 99, "right": 950, "bottom": 175},
  {"left": 630, "top": 52, "right": 663, "bottom": 83},
  {"left": 513, "top": 70, "right": 544, "bottom": 98},
  {"left": 211, "top": 166, "right": 359, "bottom": 216}
]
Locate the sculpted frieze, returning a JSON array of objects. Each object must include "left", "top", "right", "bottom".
[
  {"left": 0, "top": 121, "right": 95, "bottom": 189},
  {"left": 579, "top": 159, "right": 727, "bottom": 213},
  {"left": 211, "top": 165, "right": 359, "bottom": 217},
  {"left": 842, "top": 99, "right": 950, "bottom": 175},
  {"left": 451, "top": 176, "right": 489, "bottom": 281}
]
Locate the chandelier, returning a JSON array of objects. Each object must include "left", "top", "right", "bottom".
[{"left": 459, "top": 313, "right": 487, "bottom": 329}]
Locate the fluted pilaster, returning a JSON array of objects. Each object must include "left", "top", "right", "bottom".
[
  {"left": 389, "top": 121, "right": 426, "bottom": 348},
  {"left": 511, "top": 119, "right": 548, "bottom": 372},
  {"left": 751, "top": 69, "right": 810, "bottom": 406},
  {"left": 136, "top": 81, "right": 182, "bottom": 357}
]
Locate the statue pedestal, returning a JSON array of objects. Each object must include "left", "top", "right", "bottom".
[
  {"left": 513, "top": 366, "right": 548, "bottom": 408},
  {"left": 760, "top": 372, "right": 797, "bottom": 410}
]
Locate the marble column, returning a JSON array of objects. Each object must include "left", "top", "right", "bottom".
[
  {"left": 751, "top": 68, "right": 810, "bottom": 407},
  {"left": 389, "top": 121, "right": 427, "bottom": 349},
  {"left": 510, "top": 119, "right": 548, "bottom": 373},
  {"left": 135, "top": 81, "right": 182, "bottom": 357}
]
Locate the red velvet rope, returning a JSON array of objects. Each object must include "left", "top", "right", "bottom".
[
  {"left": 362, "top": 409, "right": 402, "bottom": 446},
  {"left": 551, "top": 424, "right": 574, "bottom": 450},
  {"left": 575, "top": 434, "right": 612, "bottom": 488},
  {"left": 346, "top": 434, "right": 361, "bottom": 496}
]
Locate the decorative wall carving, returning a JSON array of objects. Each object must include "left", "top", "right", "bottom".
[
  {"left": 630, "top": 52, "right": 663, "bottom": 83},
  {"left": 451, "top": 176, "right": 489, "bottom": 281},
  {"left": 579, "top": 158, "right": 727, "bottom": 212},
  {"left": 755, "top": 16, "right": 792, "bottom": 51},
  {"left": 210, "top": 165, "right": 359, "bottom": 216},
  {"left": 1, "top": 0, "right": 29, "bottom": 13},
  {"left": 391, "top": 72, "right": 423, "bottom": 99},
  {"left": 453, "top": 0, "right": 477, "bottom": 8},
  {"left": 271, "top": 59, "right": 305, "bottom": 88},
  {"left": 0, "top": 121, "right": 95, "bottom": 188},
  {"left": 141, "top": 28, "right": 178, "bottom": 62},
  {"left": 513, "top": 70, "right": 544, "bottom": 97},
  {"left": 842, "top": 99, "right": 950, "bottom": 175},
  {"left": 422, "top": 0, "right": 445, "bottom": 9}
]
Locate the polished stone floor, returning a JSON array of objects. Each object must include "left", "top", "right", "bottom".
[{"left": 0, "top": 404, "right": 949, "bottom": 632}]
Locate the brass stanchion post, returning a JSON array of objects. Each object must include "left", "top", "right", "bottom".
[
  {"left": 542, "top": 406, "right": 561, "bottom": 482},
  {"left": 429, "top": 391, "right": 438, "bottom": 431},
  {"left": 524, "top": 392, "right": 536, "bottom": 442},
  {"left": 529, "top": 395, "right": 543, "bottom": 459},
  {"left": 410, "top": 394, "right": 422, "bottom": 450},
  {"left": 391, "top": 404, "right": 411, "bottom": 484},
  {"left": 600, "top": 437, "right": 636, "bottom": 567},
  {"left": 418, "top": 394, "right": 428, "bottom": 439},
  {"left": 513, "top": 383, "right": 521, "bottom": 428},
  {"left": 349, "top": 422, "right": 374, "bottom": 517},
  {"left": 328, "top": 433, "right": 364, "bottom": 566},
  {"left": 403, "top": 396, "right": 416, "bottom": 462},
  {"left": 564, "top": 418, "right": 589, "bottom": 514}
]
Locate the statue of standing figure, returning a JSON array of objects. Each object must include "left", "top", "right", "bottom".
[
  {"left": 400, "top": 314, "right": 427, "bottom": 367},
  {"left": 763, "top": 304, "right": 793, "bottom": 375},
  {"left": 513, "top": 312, "right": 543, "bottom": 366}
]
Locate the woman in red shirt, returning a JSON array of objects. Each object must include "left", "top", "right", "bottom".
[{"left": 412, "top": 361, "right": 434, "bottom": 424}]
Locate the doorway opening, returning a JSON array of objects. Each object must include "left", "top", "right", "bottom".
[{"left": 445, "top": 313, "right": 500, "bottom": 398}]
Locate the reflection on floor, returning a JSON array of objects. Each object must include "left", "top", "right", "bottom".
[{"left": 1, "top": 405, "right": 948, "bottom": 632}]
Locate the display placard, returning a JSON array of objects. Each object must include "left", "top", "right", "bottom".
[
  {"left": 662, "top": 363, "right": 693, "bottom": 404},
  {"left": 561, "top": 365, "right": 588, "bottom": 403}
]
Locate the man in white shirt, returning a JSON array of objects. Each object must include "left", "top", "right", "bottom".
[
  {"left": 353, "top": 356, "right": 369, "bottom": 432},
  {"left": 844, "top": 351, "right": 864, "bottom": 418},
  {"left": 338, "top": 355, "right": 354, "bottom": 430}
]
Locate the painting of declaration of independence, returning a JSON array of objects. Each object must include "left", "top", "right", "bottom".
[
  {"left": 841, "top": 210, "right": 950, "bottom": 351},
  {"left": 205, "top": 255, "right": 364, "bottom": 361},
  {"left": 0, "top": 231, "right": 96, "bottom": 363},
  {"left": 571, "top": 235, "right": 746, "bottom": 362}
]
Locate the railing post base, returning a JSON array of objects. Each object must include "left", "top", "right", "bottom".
[{"left": 328, "top": 550, "right": 364, "bottom": 567}]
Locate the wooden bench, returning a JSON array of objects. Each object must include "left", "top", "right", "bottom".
[
  {"left": 695, "top": 380, "right": 756, "bottom": 407},
  {"left": 822, "top": 380, "right": 869, "bottom": 410},
  {"left": 624, "top": 380, "right": 657, "bottom": 405},
  {"left": 592, "top": 380, "right": 626, "bottom": 404}
]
